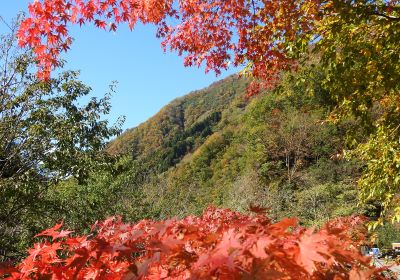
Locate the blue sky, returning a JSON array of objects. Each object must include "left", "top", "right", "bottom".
[{"left": 1, "top": 1, "right": 239, "bottom": 131}]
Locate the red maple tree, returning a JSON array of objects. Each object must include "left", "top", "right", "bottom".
[{"left": 0, "top": 207, "right": 385, "bottom": 279}]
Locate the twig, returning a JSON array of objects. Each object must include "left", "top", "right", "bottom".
[{"left": 0, "top": 15, "right": 12, "bottom": 31}]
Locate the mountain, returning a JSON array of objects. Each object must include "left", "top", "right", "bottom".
[
  {"left": 107, "top": 75, "right": 249, "bottom": 165},
  {"left": 47, "top": 71, "right": 374, "bottom": 239},
  {"left": 103, "top": 72, "right": 367, "bottom": 225}
]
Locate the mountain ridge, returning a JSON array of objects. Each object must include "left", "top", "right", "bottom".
[{"left": 107, "top": 74, "right": 250, "bottom": 163}]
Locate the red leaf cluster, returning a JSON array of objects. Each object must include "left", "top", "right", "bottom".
[
  {"left": 0, "top": 207, "right": 384, "bottom": 279},
  {"left": 18, "top": 0, "right": 322, "bottom": 87}
]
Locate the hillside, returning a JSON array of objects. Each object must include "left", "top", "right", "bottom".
[
  {"left": 107, "top": 75, "right": 249, "bottom": 165},
  {"left": 122, "top": 72, "right": 363, "bottom": 224},
  {"left": 42, "top": 69, "right": 387, "bottom": 253},
  {"left": 98, "top": 71, "right": 367, "bottom": 225}
]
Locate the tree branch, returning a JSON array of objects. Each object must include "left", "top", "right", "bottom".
[{"left": 371, "top": 12, "right": 400, "bottom": 21}]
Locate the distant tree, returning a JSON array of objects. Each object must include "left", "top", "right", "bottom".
[{"left": 0, "top": 17, "right": 123, "bottom": 258}]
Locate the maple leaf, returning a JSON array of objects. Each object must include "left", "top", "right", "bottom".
[
  {"left": 71, "top": 6, "right": 79, "bottom": 22},
  {"left": 53, "top": 229, "right": 74, "bottom": 241},
  {"left": 35, "top": 222, "right": 73, "bottom": 241},
  {"left": 27, "top": 242, "right": 49, "bottom": 260},
  {"left": 95, "top": 19, "right": 107, "bottom": 29},
  {"left": 78, "top": 17, "right": 85, "bottom": 26},
  {"left": 269, "top": 217, "right": 297, "bottom": 235},
  {"left": 109, "top": 22, "right": 117, "bottom": 32},
  {"left": 35, "top": 222, "right": 63, "bottom": 237},
  {"left": 56, "top": 25, "right": 68, "bottom": 36},
  {"left": 250, "top": 237, "right": 272, "bottom": 259},
  {"left": 296, "top": 229, "right": 328, "bottom": 275},
  {"left": 17, "top": 0, "right": 321, "bottom": 89},
  {"left": 35, "top": 45, "right": 47, "bottom": 55},
  {"left": 64, "top": 236, "right": 87, "bottom": 247}
]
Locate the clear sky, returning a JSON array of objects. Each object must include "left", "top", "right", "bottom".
[{"left": 1, "top": 1, "right": 239, "bottom": 131}]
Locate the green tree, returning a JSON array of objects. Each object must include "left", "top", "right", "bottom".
[
  {"left": 300, "top": 1, "right": 400, "bottom": 225},
  {"left": 0, "top": 18, "right": 123, "bottom": 258}
]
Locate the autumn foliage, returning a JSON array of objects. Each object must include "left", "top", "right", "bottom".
[
  {"left": 17, "top": 0, "right": 324, "bottom": 89},
  {"left": 15, "top": 0, "right": 400, "bottom": 95},
  {"left": 0, "top": 207, "right": 384, "bottom": 279}
]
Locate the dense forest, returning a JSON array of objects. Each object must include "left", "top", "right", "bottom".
[{"left": 106, "top": 73, "right": 363, "bottom": 223}]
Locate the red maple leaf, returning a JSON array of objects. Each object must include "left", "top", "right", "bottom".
[
  {"left": 95, "top": 19, "right": 107, "bottom": 29},
  {"left": 35, "top": 222, "right": 73, "bottom": 241},
  {"left": 296, "top": 229, "right": 328, "bottom": 274}
]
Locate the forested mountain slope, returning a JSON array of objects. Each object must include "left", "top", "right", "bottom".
[
  {"left": 100, "top": 72, "right": 367, "bottom": 225},
  {"left": 107, "top": 75, "right": 249, "bottom": 163}
]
